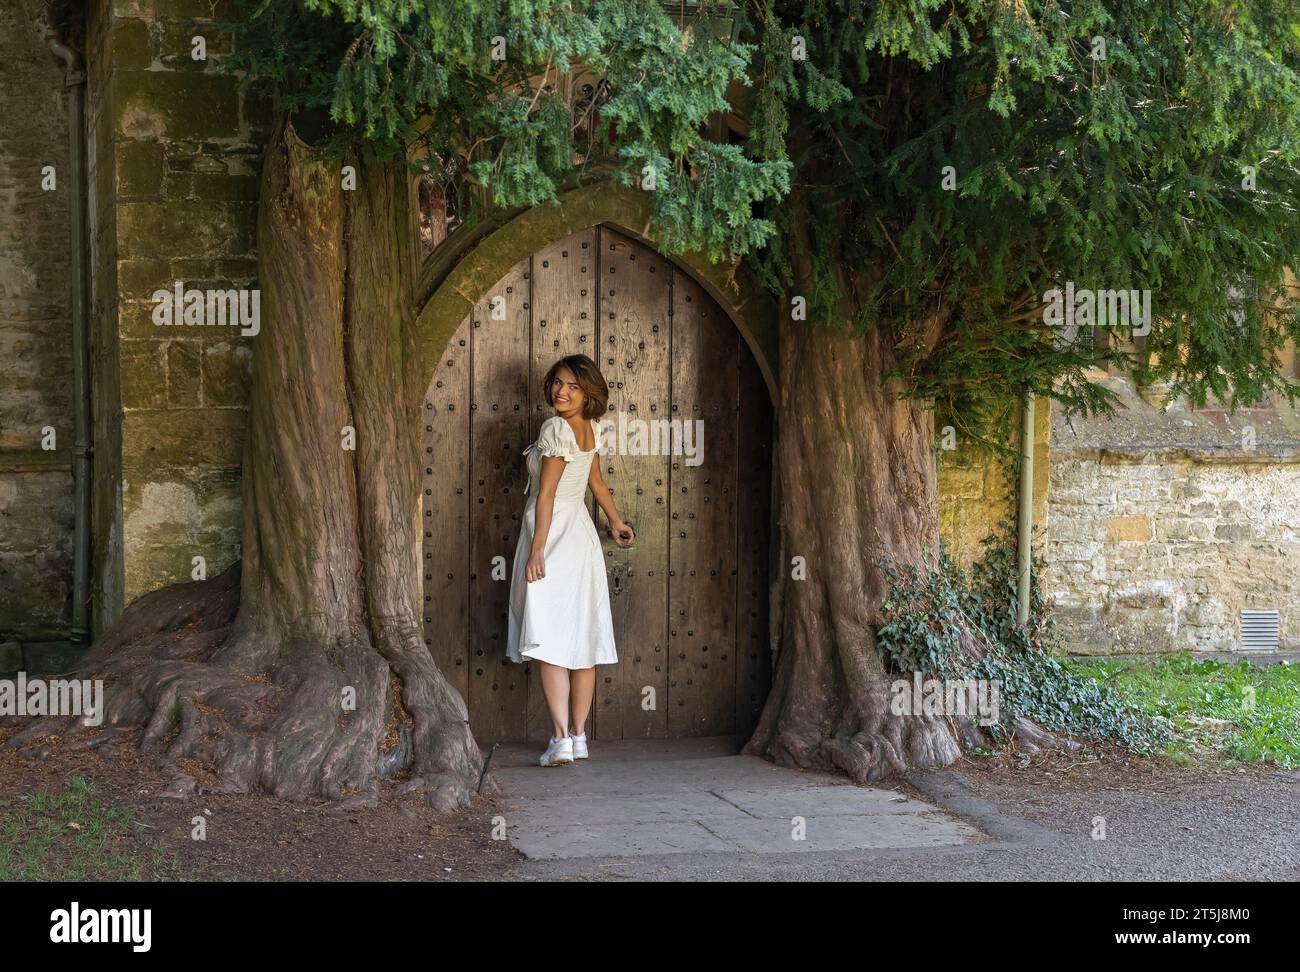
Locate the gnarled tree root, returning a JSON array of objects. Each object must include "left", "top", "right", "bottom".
[
  {"left": 2, "top": 567, "right": 489, "bottom": 810},
  {"left": 745, "top": 656, "right": 1078, "bottom": 785}
]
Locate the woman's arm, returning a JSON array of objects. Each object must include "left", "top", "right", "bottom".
[
  {"left": 588, "top": 459, "right": 635, "bottom": 548},
  {"left": 526, "top": 456, "right": 567, "bottom": 582}
]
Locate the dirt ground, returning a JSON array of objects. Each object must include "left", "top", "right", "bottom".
[
  {"left": 0, "top": 727, "right": 527, "bottom": 881},
  {"left": 1, "top": 727, "right": 1293, "bottom": 882},
  {"left": 945, "top": 738, "right": 1288, "bottom": 794}
]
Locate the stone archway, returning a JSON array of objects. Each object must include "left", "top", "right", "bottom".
[
  {"left": 413, "top": 190, "right": 780, "bottom": 746},
  {"left": 414, "top": 181, "right": 779, "bottom": 400}
]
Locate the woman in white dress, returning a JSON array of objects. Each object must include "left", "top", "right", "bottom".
[{"left": 507, "top": 354, "right": 635, "bottom": 766}]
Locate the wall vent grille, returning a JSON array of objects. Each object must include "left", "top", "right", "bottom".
[{"left": 1240, "top": 610, "right": 1280, "bottom": 651}]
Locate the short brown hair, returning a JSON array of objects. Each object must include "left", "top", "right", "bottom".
[{"left": 542, "top": 354, "right": 608, "bottom": 420}]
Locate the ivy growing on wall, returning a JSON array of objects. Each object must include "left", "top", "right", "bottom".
[{"left": 876, "top": 523, "right": 1170, "bottom": 752}]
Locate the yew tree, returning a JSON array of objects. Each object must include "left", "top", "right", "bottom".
[{"left": 12, "top": 0, "right": 1300, "bottom": 802}]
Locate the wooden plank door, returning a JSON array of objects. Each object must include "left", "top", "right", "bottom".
[
  {"left": 526, "top": 230, "right": 598, "bottom": 741},
  {"left": 468, "top": 260, "right": 531, "bottom": 744},
  {"left": 421, "top": 226, "right": 773, "bottom": 745},
  {"left": 593, "top": 227, "right": 672, "bottom": 739},
  {"left": 421, "top": 318, "right": 470, "bottom": 697},
  {"left": 668, "top": 269, "right": 739, "bottom": 736}
]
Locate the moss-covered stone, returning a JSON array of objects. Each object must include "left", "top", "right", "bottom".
[
  {"left": 120, "top": 341, "right": 168, "bottom": 409},
  {"left": 162, "top": 169, "right": 195, "bottom": 199},
  {"left": 118, "top": 259, "right": 170, "bottom": 299},
  {"left": 120, "top": 293, "right": 262, "bottom": 342},
  {"left": 191, "top": 172, "right": 260, "bottom": 202},
  {"left": 116, "top": 140, "right": 165, "bottom": 199},
  {"left": 111, "top": 18, "right": 152, "bottom": 71},
  {"left": 0, "top": 467, "right": 73, "bottom": 637},
  {"left": 113, "top": 0, "right": 239, "bottom": 24},
  {"left": 201, "top": 340, "right": 252, "bottom": 408},
  {"left": 116, "top": 200, "right": 253, "bottom": 259},
  {"left": 155, "top": 20, "right": 232, "bottom": 71},
  {"left": 122, "top": 407, "right": 245, "bottom": 476},
  {"left": 22, "top": 641, "right": 85, "bottom": 676},
  {"left": 121, "top": 466, "right": 241, "bottom": 553},
  {"left": 167, "top": 342, "right": 202, "bottom": 407},
  {"left": 113, "top": 70, "right": 239, "bottom": 141},
  {"left": 241, "top": 85, "right": 274, "bottom": 137},
  {"left": 123, "top": 539, "right": 239, "bottom": 604}
]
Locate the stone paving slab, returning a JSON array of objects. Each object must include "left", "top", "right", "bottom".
[
  {"left": 509, "top": 820, "right": 737, "bottom": 859},
  {"left": 505, "top": 790, "right": 753, "bottom": 827},
  {"left": 714, "top": 784, "right": 937, "bottom": 819},
  {"left": 700, "top": 812, "right": 982, "bottom": 853},
  {"left": 494, "top": 752, "right": 984, "bottom": 860},
  {"left": 494, "top": 750, "right": 844, "bottom": 799}
]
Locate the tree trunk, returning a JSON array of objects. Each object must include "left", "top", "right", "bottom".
[
  {"left": 4, "top": 116, "right": 485, "bottom": 810},
  {"left": 743, "top": 313, "right": 965, "bottom": 782}
]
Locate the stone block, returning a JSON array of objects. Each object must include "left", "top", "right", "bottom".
[
  {"left": 124, "top": 541, "right": 239, "bottom": 603},
  {"left": 190, "top": 172, "right": 259, "bottom": 202},
  {"left": 1214, "top": 522, "right": 1261, "bottom": 542},
  {"left": 116, "top": 199, "right": 253, "bottom": 259},
  {"left": 1106, "top": 515, "right": 1152, "bottom": 542},
  {"left": 113, "top": 70, "right": 239, "bottom": 141},
  {"left": 1115, "top": 586, "right": 1175, "bottom": 609},
  {"left": 116, "top": 139, "right": 166, "bottom": 199},
  {"left": 120, "top": 341, "right": 168, "bottom": 408},
  {"left": 111, "top": 18, "right": 152, "bottom": 70},
  {"left": 241, "top": 84, "right": 273, "bottom": 136},
  {"left": 938, "top": 466, "right": 986, "bottom": 500},
  {"left": 200, "top": 341, "right": 252, "bottom": 407},
  {"left": 122, "top": 407, "right": 245, "bottom": 476},
  {"left": 168, "top": 342, "right": 202, "bottom": 407},
  {"left": 156, "top": 21, "right": 233, "bottom": 72},
  {"left": 1155, "top": 519, "right": 1212, "bottom": 541},
  {"left": 119, "top": 258, "right": 170, "bottom": 299},
  {"left": 1046, "top": 540, "right": 1103, "bottom": 564},
  {"left": 23, "top": 641, "right": 86, "bottom": 676}
]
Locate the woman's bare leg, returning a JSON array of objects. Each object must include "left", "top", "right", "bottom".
[
  {"left": 569, "top": 667, "right": 596, "bottom": 735},
  {"left": 539, "top": 661, "right": 571, "bottom": 739}
]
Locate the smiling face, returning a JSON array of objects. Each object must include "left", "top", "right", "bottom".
[
  {"left": 548, "top": 366, "right": 585, "bottom": 418},
  {"left": 541, "top": 354, "right": 608, "bottom": 420}
]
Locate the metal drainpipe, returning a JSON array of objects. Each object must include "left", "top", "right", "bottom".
[
  {"left": 46, "top": 30, "right": 93, "bottom": 643},
  {"left": 1016, "top": 391, "right": 1035, "bottom": 626}
]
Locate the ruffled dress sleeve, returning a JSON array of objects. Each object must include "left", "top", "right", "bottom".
[{"left": 533, "top": 417, "right": 580, "bottom": 462}]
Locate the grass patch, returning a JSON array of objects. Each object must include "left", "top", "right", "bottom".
[
  {"left": 0, "top": 777, "right": 178, "bottom": 881},
  {"left": 1067, "top": 653, "right": 1300, "bottom": 768}
]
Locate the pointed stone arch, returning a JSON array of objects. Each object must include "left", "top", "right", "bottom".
[
  {"left": 411, "top": 184, "right": 781, "bottom": 743},
  {"left": 413, "top": 181, "right": 779, "bottom": 402}
]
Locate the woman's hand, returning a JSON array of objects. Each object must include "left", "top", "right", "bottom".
[
  {"left": 611, "top": 521, "right": 635, "bottom": 548},
  {"left": 525, "top": 549, "right": 546, "bottom": 582}
]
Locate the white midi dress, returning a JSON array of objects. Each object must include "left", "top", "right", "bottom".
[{"left": 506, "top": 415, "right": 618, "bottom": 669}]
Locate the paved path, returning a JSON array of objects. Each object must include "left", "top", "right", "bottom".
[
  {"left": 489, "top": 737, "right": 1300, "bottom": 880},
  {"left": 491, "top": 738, "right": 982, "bottom": 860}
]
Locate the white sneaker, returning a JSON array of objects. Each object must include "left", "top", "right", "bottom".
[
  {"left": 571, "top": 732, "right": 589, "bottom": 759},
  {"left": 539, "top": 736, "right": 574, "bottom": 767}
]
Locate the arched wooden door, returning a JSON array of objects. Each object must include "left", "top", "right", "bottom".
[{"left": 421, "top": 226, "right": 772, "bottom": 744}]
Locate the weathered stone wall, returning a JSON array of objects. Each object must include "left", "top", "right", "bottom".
[
  {"left": 81, "top": 0, "right": 1053, "bottom": 625},
  {"left": 92, "top": 0, "right": 264, "bottom": 621},
  {"left": 937, "top": 401, "right": 1051, "bottom": 566},
  {"left": 1045, "top": 376, "right": 1300, "bottom": 654},
  {"left": 31, "top": 0, "right": 1288, "bottom": 663},
  {"left": 88, "top": 0, "right": 124, "bottom": 633},
  {"left": 0, "top": 0, "right": 76, "bottom": 639}
]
